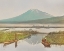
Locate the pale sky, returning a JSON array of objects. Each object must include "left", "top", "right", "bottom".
[{"left": 0, "top": 0, "right": 64, "bottom": 20}]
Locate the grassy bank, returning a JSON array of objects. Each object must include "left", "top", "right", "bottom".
[
  {"left": 44, "top": 31, "right": 64, "bottom": 45},
  {"left": 0, "top": 31, "right": 31, "bottom": 43}
]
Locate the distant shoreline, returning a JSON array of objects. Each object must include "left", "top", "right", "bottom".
[{"left": 0, "top": 23, "right": 64, "bottom": 28}]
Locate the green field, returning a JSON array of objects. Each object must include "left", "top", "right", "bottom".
[
  {"left": 0, "top": 31, "right": 31, "bottom": 43},
  {"left": 44, "top": 31, "right": 64, "bottom": 45}
]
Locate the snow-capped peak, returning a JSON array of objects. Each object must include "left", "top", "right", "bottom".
[{"left": 30, "top": 9, "right": 39, "bottom": 13}]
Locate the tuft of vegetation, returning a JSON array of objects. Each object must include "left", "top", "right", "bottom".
[
  {"left": 44, "top": 31, "right": 64, "bottom": 45},
  {"left": 0, "top": 31, "right": 31, "bottom": 43}
]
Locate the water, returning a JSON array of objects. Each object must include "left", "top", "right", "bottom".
[
  {"left": 0, "top": 28, "right": 64, "bottom": 51},
  {"left": 1, "top": 28, "right": 64, "bottom": 33}
]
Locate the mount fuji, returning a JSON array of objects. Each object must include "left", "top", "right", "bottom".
[{"left": 0, "top": 9, "right": 53, "bottom": 23}]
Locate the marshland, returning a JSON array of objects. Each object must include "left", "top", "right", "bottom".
[{"left": 0, "top": 26, "right": 64, "bottom": 51}]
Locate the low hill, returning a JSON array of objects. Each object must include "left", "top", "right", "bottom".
[{"left": 21, "top": 16, "right": 64, "bottom": 24}]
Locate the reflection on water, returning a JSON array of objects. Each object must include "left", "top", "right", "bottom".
[
  {"left": 0, "top": 28, "right": 64, "bottom": 51},
  {"left": 0, "top": 34, "right": 64, "bottom": 51},
  {"left": 24, "top": 34, "right": 47, "bottom": 45}
]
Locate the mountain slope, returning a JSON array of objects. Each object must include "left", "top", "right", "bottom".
[
  {"left": 0, "top": 9, "right": 53, "bottom": 23},
  {"left": 21, "top": 16, "right": 64, "bottom": 24}
]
